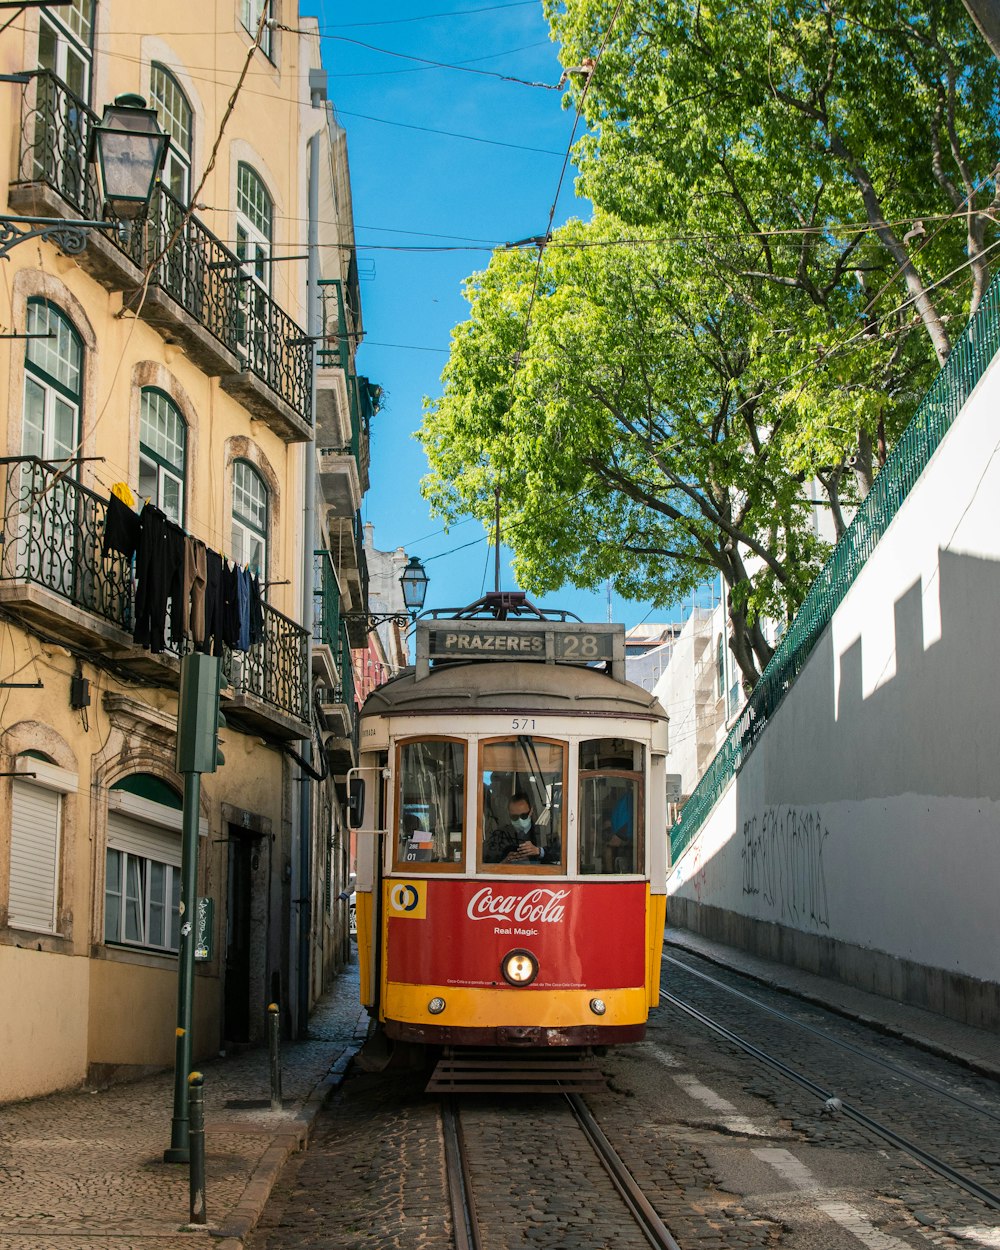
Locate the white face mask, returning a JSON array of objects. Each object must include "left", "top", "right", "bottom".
[{"left": 511, "top": 815, "right": 532, "bottom": 834}]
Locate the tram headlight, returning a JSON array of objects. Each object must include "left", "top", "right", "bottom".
[
  {"left": 428, "top": 997, "right": 446, "bottom": 1015},
  {"left": 589, "top": 998, "right": 607, "bottom": 1016},
  {"left": 502, "top": 949, "right": 538, "bottom": 987}
]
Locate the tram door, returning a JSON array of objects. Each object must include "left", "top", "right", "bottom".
[{"left": 224, "top": 828, "right": 255, "bottom": 1044}]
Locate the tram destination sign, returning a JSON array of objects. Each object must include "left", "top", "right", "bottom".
[{"left": 416, "top": 620, "right": 624, "bottom": 680}]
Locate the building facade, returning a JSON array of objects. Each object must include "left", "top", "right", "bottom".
[{"left": 0, "top": 0, "right": 373, "bottom": 1101}]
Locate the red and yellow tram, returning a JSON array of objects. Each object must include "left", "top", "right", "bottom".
[{"left": 350, "top": 600, "right": 669, "bottom": 1050}]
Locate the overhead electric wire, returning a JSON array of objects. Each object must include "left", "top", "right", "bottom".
[
  {"left": 324, "top": 1, "right": 539, "bottom": 28},
  {"left": 327, "top": 38, "right": 552, "bottom": 79},
  {"left": 334, "top": 107, "right": 563, "bottom": 156},
  {"left": 274, "top": 25, "right": 559, "bottom": 89}
]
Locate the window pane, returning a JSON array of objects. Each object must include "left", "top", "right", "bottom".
[
  {"left": 170, "top": 870, "right": 181, "bottom": 950},
  {"left": 150, "top": 64, "right": 191, "bottom": 157},
  {"left": 138, "top": 453, "right": 158, "bottom": 508},
  {"left": 148, "top": 860, "right": 166, "bottom": 947},
  {"left": 23, "top": 377, "right": 45, "bottom": 456},
  {"left": 53, "top": 397, "right": 76, "bottom": 460},
  {"left": 140, "top": 389, "right": 185, "bottom": 471},
  {"left": 104, "top": 848, "right": 122, "bottom": 942},
  {"left": 160, "top": 473, "right": 181, "bottom": 524},
  {"left": 578, "top": 739, "right": 644, "bottom": 876},
  {"left": 481, "top": 738, "right": 564, "bottom": 868},
  {"left": 27, "top": 302, "right": 81, "bottom": 397},
  {"left": 397, "top": 740, "right": 465, "bottom": 865},
  {"left": 232, "top": 461, "right": 266, "bottom": 528},
  {"left": 124, "top": 856, "right": 144, "bottom": 942},
  {"left": 61, "top": 0, "right": 94, "bottom": 44},
  {"left": 237, "top": 163, "right": 272, "bottom": 240}
]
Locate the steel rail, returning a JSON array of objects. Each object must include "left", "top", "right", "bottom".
[
  {"left": 565, "top": 1093, "right": 683, "bottom": 1250},
  {"left": 661, "top": 990, "right": 1000, "bottom": 1213},
  {"left": 665, "top": 953, "right": 1000, "bottom": 1124},
  {"left": 441, "top": 1098, "right": 482, "bottom": 1250}
]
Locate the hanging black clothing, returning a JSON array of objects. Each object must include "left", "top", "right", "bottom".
[
  {"left": 102, "top": 492, "right": 141, "bottom": 559},
  {"left": 200, "top": 547, "right": 225, "bottom": 658},
  {"left": 132, "top": 504, "right": 184, "bottom": 653},
  {"left": 248, "top": 572, "right": 265, "bottom": 646},
  {"left": 235, "top": 565, "right": 251, "bottom": 652},
  {"left": 221, "top": 559, "right": 241, "bottom": 649}
]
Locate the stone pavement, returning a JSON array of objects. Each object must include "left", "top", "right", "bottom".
[
  {"left": 664, "top": 926, "right": 1000, "bottom": 1080},
  {"left": 0, "top": 956, "right": 368, "bottom": 1250}
]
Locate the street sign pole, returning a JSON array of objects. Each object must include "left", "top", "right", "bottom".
[
  {"left": 164, "top": 767, "right": 201, "bottom": 1163},
  {"left": 165, "top": 653, "right": 224, "bottom": 1164}
]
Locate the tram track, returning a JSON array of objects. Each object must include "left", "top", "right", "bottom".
[
  {"left": 660, "top": 969, "right": 1000, "bottom": 1216},
  {"left": 665, "top": 953, "right": 1000, "bottom": 1124},
  {"left": 441, "top": 1092, "right": 683, "bottom": 1250}
]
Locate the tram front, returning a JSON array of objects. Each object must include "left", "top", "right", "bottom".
[{"left": 350, "top": 612, "right": 669, "bottom": 1050}]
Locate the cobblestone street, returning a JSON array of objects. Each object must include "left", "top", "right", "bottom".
[{"left": 245, "top": 945, "right": 1000, "bottom": 1250}]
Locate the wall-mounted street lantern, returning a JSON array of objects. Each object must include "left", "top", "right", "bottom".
[
  {"left": 0, "top": 92, "right": 169, "bottom": 261},
  {"left": 399, "top": 555, "right": 429, "bottom": 619},
  {"left": 91, "top": 92, "right": 170, "bottom": 218},
  {"left": 342, "top": 555, "right": 429, "bottom": 633}
]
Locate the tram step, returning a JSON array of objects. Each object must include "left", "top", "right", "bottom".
[{"left": 426, "top": 1049, "right": 607, "bottom": 1095}]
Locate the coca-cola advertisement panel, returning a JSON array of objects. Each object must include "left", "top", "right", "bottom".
[{"left": 385, "top": 879, "right": 647, "bottom": 989}]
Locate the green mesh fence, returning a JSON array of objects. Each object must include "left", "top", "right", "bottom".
[{"left": 670, "top": 275, "right": 1000, "bottom": 865}]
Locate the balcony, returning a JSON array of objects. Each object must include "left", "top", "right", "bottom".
[
  {"left": 327, "top": 511, "right": 369, "bottom": 644},
  {"left": 312, "top": 551, "right": 357, "bottom": 767},
  {"left": 9, "top": 71, "right": 313, "bottom": 442},
  {"left": 0, "top": 457, "right": 309, "bottom": 738},
  {"left": 318, "top": 447, "right": 362, "bottom": 517}
]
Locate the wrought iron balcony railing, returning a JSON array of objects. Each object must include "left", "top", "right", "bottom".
[
  {"left": 312, "top": 549, "right": 343, "bottom": 655},
  {"left": 0, "top": 457, "right": 309, "bottom": 729},
  {"left": 11, "top": 70, "right": 312, "bottom": 428}
]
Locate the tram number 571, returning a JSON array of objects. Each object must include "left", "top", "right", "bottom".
[{"left": 511, "top": 717, "right": 536, "bottom": 731}]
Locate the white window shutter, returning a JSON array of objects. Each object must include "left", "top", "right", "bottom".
[{"left": 9, "top": 780, "right": 60, "bottom": 933}]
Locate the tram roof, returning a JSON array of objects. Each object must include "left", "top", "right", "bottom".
[{"left": 360, "top": 660, "right": 666, "bottom": 720}]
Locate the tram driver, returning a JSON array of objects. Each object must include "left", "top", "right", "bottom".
[{"left": 483, "top": 792, "right": 560, "bottom": 865}]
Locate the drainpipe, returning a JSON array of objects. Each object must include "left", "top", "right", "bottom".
[{"left": 297, "top": 99, "right": 323, "bottom": 1038}]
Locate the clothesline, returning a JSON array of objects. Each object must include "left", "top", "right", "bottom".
[{"left": 102, "top": 490, "right": 264, "bottom": 657}]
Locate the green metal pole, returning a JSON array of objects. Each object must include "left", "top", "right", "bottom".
[{"left": 164, "top": 768, "right": 201, "bottom": 1163}]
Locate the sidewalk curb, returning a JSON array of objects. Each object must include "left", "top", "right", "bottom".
[
  {"left": 663, "top": 931, "right": 1000, "bottom": 1083},
  {"left": 211, "top": 1043, "right": 363, "bottom": 1247}
]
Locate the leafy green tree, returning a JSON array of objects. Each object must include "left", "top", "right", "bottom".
[
  {"left": 548, "top": 0, "right": 999, "bottom": 366},
  {"left": 421, "top": 216, "right": 836, "bottom": 687},
  {"left": 421, "top": 2, "right": 1000, "bottom": 687}
]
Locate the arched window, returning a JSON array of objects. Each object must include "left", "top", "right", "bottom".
[
  {"left": 235, "top": 162, "right": 272, "bottom": 289},
  {"left": 105, "top": 774, "right": 183, "bottom": 953},
  {"left": 231, "top": 459, "right": 267, "bottom": 576},
  {"left": 139, "top": 387, "right": 186, "bottom": 522},
  {"left": 235, "top": 163, "right": 273, "bottom": 359},
  {"left": 150, "top": 64, "right": 193, "bottom": 202},
  {"left": 23, "top": 298, "right": 82, "bottom": 463}
]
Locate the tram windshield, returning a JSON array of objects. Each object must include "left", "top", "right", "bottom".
[
  {"left": 578, "top": 739, "right": 644, "bottom": 875},
  {"left": 395, "top": 739, "right": 466, "bottom": 867},
  {"left": 480, "top": 737, "right": 565, "bottom": 870}
]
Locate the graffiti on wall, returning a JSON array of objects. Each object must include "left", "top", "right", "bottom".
[{"left": 741, "top": 806, "right": 831, "bottom": 929}]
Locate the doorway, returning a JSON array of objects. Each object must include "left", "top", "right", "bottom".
[{"left": 223, "top": 829, "right": 258, "bottom": 1044}]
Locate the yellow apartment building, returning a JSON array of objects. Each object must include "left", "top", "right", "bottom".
[{"left": 0, "top": 0, "right": 374, "bottom": 1101}]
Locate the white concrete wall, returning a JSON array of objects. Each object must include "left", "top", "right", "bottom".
[{"left": 669, "top": 350, "right": 1000, "bottom": 1021}]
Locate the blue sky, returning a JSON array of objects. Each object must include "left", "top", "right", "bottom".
[{"left": 301, "top": 1, "right": 701, "bottom": 627}]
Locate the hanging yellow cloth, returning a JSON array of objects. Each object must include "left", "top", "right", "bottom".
[{"left": 110, "top": 481, "right": 136, "bottom": 508}]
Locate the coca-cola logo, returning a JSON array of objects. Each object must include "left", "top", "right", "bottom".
[{"left": 466, "top": 886, "right": 570, "bottom": 924}]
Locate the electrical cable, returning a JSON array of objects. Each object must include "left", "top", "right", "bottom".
[{"left": 322, "top": 1, "right": 539, "bottom": 29}]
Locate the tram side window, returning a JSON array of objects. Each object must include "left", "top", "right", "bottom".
[
  {"left": 480, "top": 737, "right": 565, "bottom": 869},
  {"left": 578, "top": 739, "right": 644, "bottom": 875},
  {"left": 396, "top": 739, "right": 466, "bottom": 867}
]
